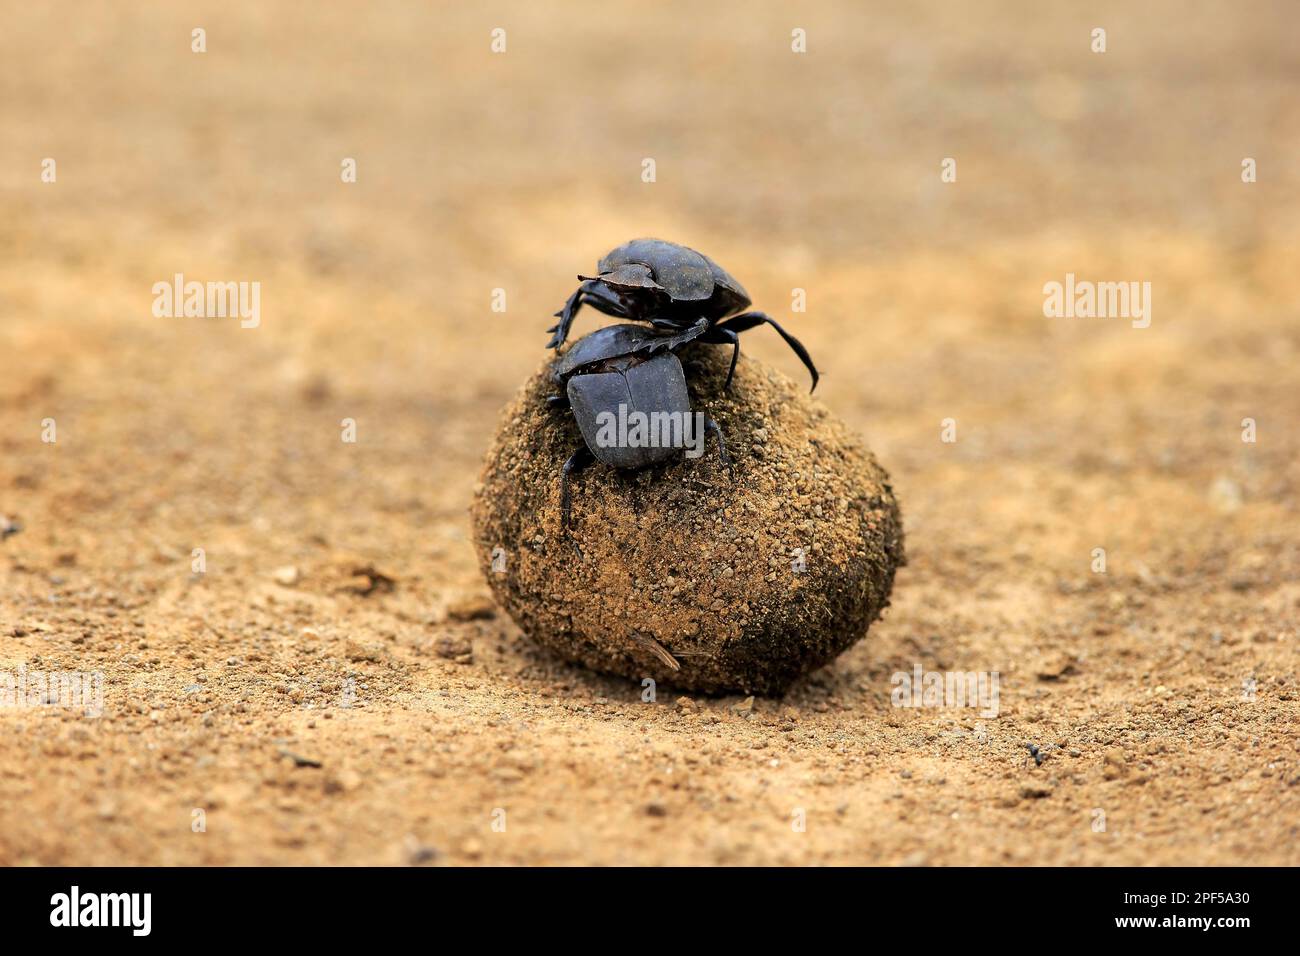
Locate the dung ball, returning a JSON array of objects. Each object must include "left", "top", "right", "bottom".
[{"left": 470, "top": 344, "right": 904, "bottom": 695}]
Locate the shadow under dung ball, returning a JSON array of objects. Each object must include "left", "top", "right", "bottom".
[{"left": 471, "top": 345, "right": 904, "bottom": 695}]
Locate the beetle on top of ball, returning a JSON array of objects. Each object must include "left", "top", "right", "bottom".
[{"left": 544, "top": 239, "right": 819, "bottom": 528}]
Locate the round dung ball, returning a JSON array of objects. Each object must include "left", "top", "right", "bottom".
[{"left": 470, "top": 344, "right": 904, "bottom": 695}]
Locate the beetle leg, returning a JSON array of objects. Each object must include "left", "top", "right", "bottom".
[
  {"left": 579, "top": 292, "right": 629, "bottom": 317},
  {"left": 716, "top": 311, "right": 819, "bottom": 392},
  {"left": 664, "top": 317, "right": 710, "bottom": 351},
  {"left": 648, "top": 317, "right": 699, "bottom": 338},
  {"left": 646, "top": 317, "right": 682, "bottom": 346},
  {"left": 548, "top": 285, "right": 586, "bottom": 349},
  {"left": 560, "top": 444, "right": 595, "bottom": 532},
  {"left": 549, "top": 282, "right": 632, "bottom": 348},
  {"left": 635, "top": 317, "right": 709, "bottom": 356},
  {"left": 547, "top": 392, "right": 570, "bottom": 411},
  {"left": 704, "top": 417, "right": 731, "bottom": 471},
  {"left": 700, "top": 325, "right": 742, "bottom": 391}
]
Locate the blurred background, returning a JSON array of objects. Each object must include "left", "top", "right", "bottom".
[{"left": 0, "top": 2, "right": 1296, "bottom": 865}]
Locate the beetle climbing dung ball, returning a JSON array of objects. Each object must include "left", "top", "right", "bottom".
[
  {"left": 471, "top": 345, "right": 904, "bottom": 695},
  {"left": 548, "top": 238, "right": 819, "bottom": 392}
]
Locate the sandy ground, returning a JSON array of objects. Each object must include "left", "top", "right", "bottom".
[{"left": 1, "top": 2, "right": 1298, "bottom": 865}]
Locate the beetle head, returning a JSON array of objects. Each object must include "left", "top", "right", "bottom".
[
  {"left": 580, "top": 261, "right": 662, "bottom": 291},
  {"left": 579, "top": 263, "right": 673, "bottom": 320}
]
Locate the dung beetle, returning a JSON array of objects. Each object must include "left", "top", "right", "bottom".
[
  {"left": 548, "top": 238, "right": 819, "bottom": 392},
  {"left": 548, "top": 323, "right": 728, "bottom": 530}
]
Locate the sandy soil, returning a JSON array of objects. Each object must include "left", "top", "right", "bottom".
[{"left": 1, "top": 2, "right": 1297, "bottom": 865}]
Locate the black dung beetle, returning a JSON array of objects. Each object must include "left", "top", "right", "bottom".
[
  {"left": 548, "top": 323, "right": 729, "bottom": 530},
  {"left": 548, "top": 238, "right": 819, "bottom": 392}
]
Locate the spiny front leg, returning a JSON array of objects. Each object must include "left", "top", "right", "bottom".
[
  {"left": 549, "top": 282, "right": 630, "bottom": 348},
  {"left": 547, "top": 285, "right": 585, "bottom": 349},
  {"left": 632, "top": 317, "right": 710, "bottom": 356}
]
